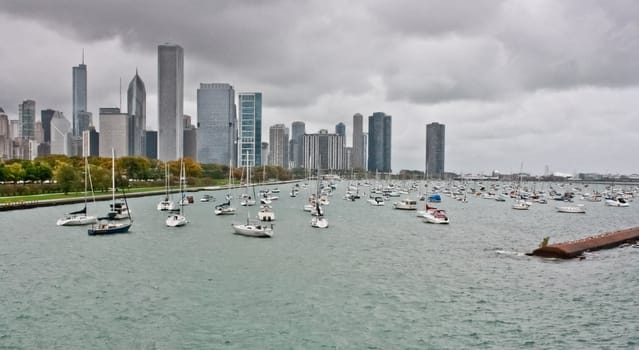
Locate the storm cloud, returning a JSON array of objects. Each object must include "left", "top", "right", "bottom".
[{"left": 1, "top": 0, "right": 638, "bottom": 174}]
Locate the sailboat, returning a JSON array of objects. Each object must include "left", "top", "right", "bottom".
[
  {"left": 240, "top": 164, "right": 256, "bottom": 206},
  {"left": 310, "top": 164, "right": 328, "bottom": 229},
  {"left": 88, "top": 149, "right": 133, "bottom": 235},
  {"left": 157, "top": 163, "right": 177, "bottom": 211},
  {"left": 232, "top": 152, "right": 273, "bottom": 237},
  {"left": 56, "top": 157, "right": 98, "bottom": 226},
  {"left": 215, "top": 160, "right": 236, "bottom": 215},
  {"left": 166, "top": 159, "right": 188, "bottom": 227},
  {"left": 512, "top": 163, "right": 531, "bottom": 210}
]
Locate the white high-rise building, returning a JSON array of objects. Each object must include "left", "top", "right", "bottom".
[
  {"left": 99, "top": 108, "right": 129, "bottom": 158},
  {"left": 50, "top": 111, "right": 71, "bottom": 155},
  {"left": 268, "top": 124, "right": 289, "bottom": 168},
  {"left": 157, "top": 44, "right": 184, "bottom": 161}
]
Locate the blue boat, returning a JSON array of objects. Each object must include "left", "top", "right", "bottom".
[{"left": 428, "top": 194, "right": 442, "bottom": 203}]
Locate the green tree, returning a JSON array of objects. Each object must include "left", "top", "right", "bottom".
[{"left": 55, "top": 163, "right": 79, "bottom": 194}]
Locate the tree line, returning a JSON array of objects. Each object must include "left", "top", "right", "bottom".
[{"left": 0, "top": 155, "right": 293, "bottom": 197}]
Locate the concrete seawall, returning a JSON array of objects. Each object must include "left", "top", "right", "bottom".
[{"left": 529, "top": 226, "right": 639, "bottom": 259}]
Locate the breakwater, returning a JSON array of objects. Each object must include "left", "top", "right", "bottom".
[{"left": 529, "top": 226, "right": 639, "bottom": 258}]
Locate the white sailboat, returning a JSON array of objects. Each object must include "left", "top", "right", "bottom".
[
  {"left": 215, "top": 160, "right": 236, "bottom": 215},
  {"left": 232, "top": 152, "right": 273, "bottom": 237},
  {"left": 310, "top": 164, "right": 328, "bottom": 229},
  {"left": 157, "top": 163, "right": 177, "bottom": 211},
  {"left": 166, "top": 159, "right": 188, "bottom": 227},
  {"left": 240, "top": 164, "right": 256, "bottom": 206},
  {"left": 56, "top": 157, "right": 98, "bottom": 226}
]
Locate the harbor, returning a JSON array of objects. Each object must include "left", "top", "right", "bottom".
[{"left": 2, "top": 180, "right": 639, "bottom": 348}]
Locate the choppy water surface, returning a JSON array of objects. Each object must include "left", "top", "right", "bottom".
[{"left": 1, "top": 183, "right": 639, "bottom": 349}]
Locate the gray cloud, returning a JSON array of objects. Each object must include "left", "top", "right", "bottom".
[{"left": 1, "top": 1, "right": 639, "bottom": 173}]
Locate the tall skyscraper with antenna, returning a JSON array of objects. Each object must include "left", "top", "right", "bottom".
[{"left": 72, "top": 50, "right": 87, "bottom": 137}]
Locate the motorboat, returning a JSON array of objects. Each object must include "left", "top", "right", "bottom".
[
  {"left": 166, "top": 212, "right": 188, "bottom": 226},
  {"left": 556, "top": 204, "right": 586, "bottom": 213},
  {"left": 367, "top": 196, "right": 385, "bottom": 206},
  {"left": 257, "top": 205, "right": 275, "bottom": 221},
  {"left": 393, "top": 198, "right": 417, "bottom": 210},
  {"left": 605, "top": 198, "right": 629, "bottom": 207},
  {"left": 200, "top": 194, "right": 215, "bottom": 202},
  {"left": 423, "top": 209, "right": 450, "bottom": 224},
  {"left": 511, "top": 199, "right": 531, "bottom": 210},
  {"left": 214, "top": 201, "right": 236, "bottom": 215}
]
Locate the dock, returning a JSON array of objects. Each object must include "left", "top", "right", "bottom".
[{"left": 529, "top": 226, "right": 639, "bottom": 259}]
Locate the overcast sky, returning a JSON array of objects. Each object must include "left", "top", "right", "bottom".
[{"left": 1, "top": 0, "right": 638, "bottom": 174}]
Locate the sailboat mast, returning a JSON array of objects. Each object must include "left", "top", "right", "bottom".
[{"left": 111, "top": 148, "right": 115, "bottom": 206}]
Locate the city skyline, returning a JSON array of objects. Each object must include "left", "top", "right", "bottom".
[{"left": 1, "top": 2, "right": 638, "bottom": 174}]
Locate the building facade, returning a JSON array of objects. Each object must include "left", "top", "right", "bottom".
[
  {"left": 50, "top": 111, "right": 71, "bottom": 155},
  {"left": 99, "top": 108, "right": 129, "bottom": 158},
  {"left": 157, "top": 43, "right": 184, "bottom": 161},
  {"left": 290, "top": 121, "right": 305, "bottom": 168},
  {"left": 303, "top": 129, "right": 345, "bottom": 171},
  {"left": 183, "top": 115, "right": 197, "bottom": 160},
  {"left": 426, "top": 122, "right": 445, "bottom": 179},
  {"left": 127, "top": 71, "right": 146, "bottom": 157},
  {"left": 146, "top": 130, "right": 158, "bottom": 159},
  {"left": 335, "top": 122, "right": 346, "bottom": 142},
  {"left": 367, "top": 112, "right": 392, "bottom": 173},
  {"left": 352, "top": 113, "right": 364, "bottom": 169},
  {"left": 268, "top": 124, "right": 289, "bottom": 168},
  {"left": 0, "top": 109, "right": 10, "bottom": 160},
  {"left": 82, "top": 126, "right": 100, "bottom": 157},
  {"left": 196, "top": 83, "right": 236, "bottom": 166},
  {"left": 238, "top": 92, "right": 262, "bottom": 167},
  {"left": 72, "top": 59, "right": 87, "bottom": 137},
  {"left": 18, "top": 100, "right": 36, "bottom": 140}
]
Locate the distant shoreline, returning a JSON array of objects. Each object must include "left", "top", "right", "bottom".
[{"left": 0, "top": 180, "right": 300, "bottom": 212}]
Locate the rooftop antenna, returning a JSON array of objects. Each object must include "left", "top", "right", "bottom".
[
  {"left": 119, "top": 77, "right": 122, "bottom": 111},
  {"left": 82, "top": 48, "right": 84, "bottom": 64}
]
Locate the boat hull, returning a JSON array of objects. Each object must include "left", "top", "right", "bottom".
[
  {"left": 231, "top": 223, "right": 273, "bottom": 237},
  {"left": 57, "top": 215, "right": 98, "bottom": 226},
  {"left": 88, "top": 222, "right": 132, "bottom": 235}
]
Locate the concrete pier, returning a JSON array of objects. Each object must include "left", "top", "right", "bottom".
[{"left": 529, "top": 226, "right": 639, "bottom": 259}]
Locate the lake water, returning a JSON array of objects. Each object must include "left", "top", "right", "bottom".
[{"left": 1, "top": 182, "right": 639, "bottom": 349}]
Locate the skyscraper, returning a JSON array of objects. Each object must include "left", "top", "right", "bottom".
[
  {"left": 426, "top": 122, "right": 445, "bottom": 179},
  {"left": 303, "top": 129, "right": 346, "bottom": 170},
  {"left": 238, "top": 92, "right": 262, "bottom": 167},
  {"left": 0, "top": 109, "right": 10, "bottom": 160},
  {"left": 290, "top": 121, "right": 305, "bottom": 168},
  {"left": 99, "top": 107, "right": 129, "bottom": 158},
  {"left": 41, "top": 109, "right": 55, "bottom": 144},
  {"left": 72, "top": 56, "right": 87, "bottom": 137},
  {"left": 367, "top": 112, "right": 392, "bottom": 173},
  {"left": 335, "top": 122, "right": 346, "bottom": 144},
  {"left": 50, "top": 111, "right": 71, "bottom": 155},
  {"left": 196, "top": 83, "right": 236, "bottom": 166},
  {"left": 352, "top": 113, "right": 363, "bottom": 169},
  {"left": 127, "top": 70, "right": 146, "bottom": 157},
  {"left": 183, "top": 114, "right": 197, "bottom": 160},
  {"left": 158, "top": 43, "right": 184, "bottom": 161},
  {"left": 269, "top": 124, "right": 289, "bottom": 168},
  {"left": 18, "top": 99, "right": 36, "bottom": 140}
]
